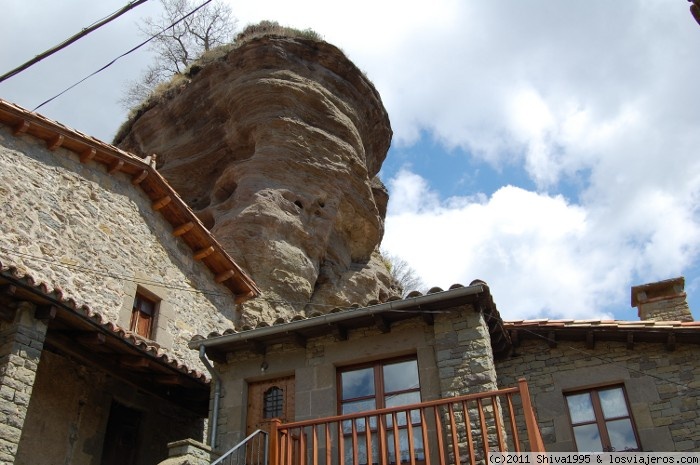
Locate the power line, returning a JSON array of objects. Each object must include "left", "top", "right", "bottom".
[
  {"left": 0, "top": 0, "right": 150, "bottom": 84},
  {"left": 31, "top": 0, "right": 213, "bottom": 112}
]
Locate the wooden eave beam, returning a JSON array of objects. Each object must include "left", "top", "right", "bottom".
[
  {"left": 334, "top": 323, "right": 348, "bottom": 341},
  {"left": 13, "top": 119, "right": 29, "bottom": 135},
  {"left": 251, "top": 341, "right": 266, "bottom": 356},
  {"left": 547, "top": 330, "right": 557, "bottom": 348},
  {"left": 173, "top": 222, "right": 195, "bottom": 237},
  {"left": 626, "top": 332, "right": 634, "bottom": 350},
  {"left": 0, "top": 306, "right": 16, "bottom": 321},
  {"left": 132, "top": 169, "right": 149, "bottom": 185},
  {"left": 194, "top": 246, "right": 215, "bottom": 261},
  {"left": 510, "top": 329, "right": 520, "bottom": 347},
  {"left": 374, "top": 314, "right": 391, "bottom": 334},
  {"left": 288, "top": 331, "right": 307, "bottom": 348},
  {"left": 1, "top": 284, "right": 17, "bottom": 297},
  {"left": 155, "top": 374, "right": 187, "bottom": 386},
  {"left": 35, "top": 305, "right": 58, "bottom": 321},
  {"left": 666, "top": 332, "right": 676, "bottom": 352},
  {"left": 421, "top": 311, "right": 434, "bottom": 326},
  {"left": 120, "top": 355, "right": 151, "bottom": 369},
  {"left": 586, "top": 331, "right": 595, "bottom": 350},
  {"left": 152, "top": 195, "right": 172, "bottom": 211},
  {"left": 80, "top": 147, "right": 96, "bottom": 163},
  {"left": 234, "top": 290, "right": 255, "bottom": 305},
  {"left": 76, "top": 332, "right": 106, "bottom": 346},
  {"left": 47, "top": 134, "right": 64, "bottom": 151},
  {"left": 215, "top": 269, "right": 235, "bottom": 283},
  {"left": 108, "top": 159, "right": 124, "bottom": 174}
]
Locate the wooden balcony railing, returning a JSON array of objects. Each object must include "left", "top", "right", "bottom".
[{"left": 268, "top": 378, "right": 544, "bottom": 465}]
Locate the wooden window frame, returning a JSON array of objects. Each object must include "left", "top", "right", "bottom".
[
  {"left": 337, "top": 355, "right": 421, "bottom": 412},
  {"left": 129, "top": 290, "right": 158, "bottom": 339},
  {"left": 564, "top": 383, "right": 641, "bottom": 452},
  {"left": 337, "top": 356, "right": 422, "bottom": 465}
]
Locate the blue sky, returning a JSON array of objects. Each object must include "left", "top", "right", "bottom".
[{"left": 2, "top": 1, "right": 700, "bottom": 321}]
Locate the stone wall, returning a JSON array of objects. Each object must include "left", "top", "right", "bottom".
[
  {"left": 0, "top": 127, "right": 239, "bottom": 370},
  {"left": 433, "top": 307, "right": 499, "bottom": 396},
  {"left": 496, "top": 339, "right": 700, "bottom": 452},
  {"left": 214, "top": 305, "right": 499, "bottom": 453}
]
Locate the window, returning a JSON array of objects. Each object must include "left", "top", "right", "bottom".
[
  {"left": 130, "top": 292, "right": 157, "bottom": 339},
  {"left": 338, "top": 357, "right": 422, "bottom": 464},
  {"left": 565, "top": 385, "right": 640, "bottom": 452},
  {"left": 263, "top": 387, "right": 284, "bottom": 419}
]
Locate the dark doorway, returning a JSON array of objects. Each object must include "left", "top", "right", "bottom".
[{"left": 101, "top": 401, "right": 142, "bottom": 465}]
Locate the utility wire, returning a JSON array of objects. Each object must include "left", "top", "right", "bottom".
[
  {"left": 0, "top": 0, "right": 150, "bottom": 84},
  {"left": 31, "top": 0, "right": 213, "bottom": 112}
]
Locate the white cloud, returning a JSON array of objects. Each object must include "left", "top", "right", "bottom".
[{"left": 383, "top": 168, "right": 700, "bottom": 320}]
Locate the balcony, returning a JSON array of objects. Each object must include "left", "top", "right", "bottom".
[{"left": 247, "top": 378, "right": 544, "bottom": 465}]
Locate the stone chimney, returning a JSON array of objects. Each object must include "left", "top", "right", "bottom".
[{"left": 631, "top": 277, "right": 694, "bottom": 322}]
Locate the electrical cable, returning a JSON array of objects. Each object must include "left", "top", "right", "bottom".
[
  {"left": 0, "top": 0, "right": 150, "bottom": 84},
  {"left": 31, "top": 0, "right": 213, "bottom": 112}
]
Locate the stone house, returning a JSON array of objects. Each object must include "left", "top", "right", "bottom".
[
  {"left": 0, "top": 99, "right": 259, "bottom": 465},
  {"left": 498, "top": 277, "right": 700, "bottom": 452},
  {"left": 191, "top": 275, "right": 700, "bottom": 461}
]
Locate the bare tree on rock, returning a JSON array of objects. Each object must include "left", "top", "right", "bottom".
[
  {"left": 381, "top": 251, "right": 427, "bottom": 297},
  {"left": 121, "top": 0, "right": 236, "bottom": 109}
]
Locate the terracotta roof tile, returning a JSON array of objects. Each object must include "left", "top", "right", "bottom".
[{"left": 0, "top": 259, "right": 208, "bottom": 383}]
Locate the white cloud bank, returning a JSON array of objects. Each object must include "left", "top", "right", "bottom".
[{"left": 383, "top": 168, "right": 700, "bottom": 321}]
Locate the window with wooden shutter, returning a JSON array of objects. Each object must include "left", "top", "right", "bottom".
[{"left": 130, "top": 292, "right": 157, "bottom": 339}]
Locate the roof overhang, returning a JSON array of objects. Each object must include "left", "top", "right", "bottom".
[
  {"left": 504, "top": 319, "right": 700, "bottom": 352},
  {"left": 0, "top": 269, "right": 211, "bottom": 416},
  {"left": 0, "top": 98, "right": 260, "bottom": 302},
  {"left": 190, "top": 283, "right": 513, "bottom": 361}
]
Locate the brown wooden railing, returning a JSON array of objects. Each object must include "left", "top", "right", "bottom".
[{"left": 268, "top": 378, "right": 544, "bottom": 465}]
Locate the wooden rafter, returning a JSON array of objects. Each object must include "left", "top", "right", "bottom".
[
  {"left": 131, "top": 169, "right": 148, "bottom": 185},
  {"left": 13, "top": 119, "right": 29, "bottom": 135},
  {"left": 152, "top": 196, "right": 172, "bottom": 211},
  {"left": 172, "top": 222, "right": 195, "bottom": 237},
  {"left": 80, "top": 147, "right": 96, "bottom": 163},
  {"left": 47, "top": 134, "right": 64, "bottom": 151},
  {"left": 194, "top": 246, "right": 215, "bottom": 260},
  {"left": 215, "top": 269, "right": 235, "bottom": 283}
]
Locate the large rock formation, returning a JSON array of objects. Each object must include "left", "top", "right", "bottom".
[{"left": 116, "top": 33, "right": 397, "bottom": 325}]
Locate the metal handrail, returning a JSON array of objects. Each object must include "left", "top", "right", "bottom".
[{"left": 211, "top": 429, "right": 269, "bottom": 465}]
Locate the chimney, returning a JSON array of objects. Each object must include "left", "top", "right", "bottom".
[{"left": 631, "top": 277, "right": 693, "bottom": 322}]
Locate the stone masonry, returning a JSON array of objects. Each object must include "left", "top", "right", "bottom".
[
  {"left": 496, "top": 339, "right": 700, "bottom": 452},
  {"left": 434, "top": 305, "right": 499, "bottom": 396},
  {"left": 0, "top": 126, "right": 239, "bottom": 371},
  {"left": 0, "top": 303, "right": 48, "bottom": 465}
]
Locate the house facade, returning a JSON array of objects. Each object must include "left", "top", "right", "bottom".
[
  {"left": 0, "top": 99, "right": 258, "bottom": 465},
  {"left": 191, "top": 277, "right": 700, "bottom": 461},
  {"left": 498, "top": 277, "right": 700, "bottom": 452}
]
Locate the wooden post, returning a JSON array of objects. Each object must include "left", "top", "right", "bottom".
[
  {"left": 270, "top": 419, "right": 281, "bottom": 465},
  {"left": 517, "top": 378, "right": 546, "bottom": 452}
]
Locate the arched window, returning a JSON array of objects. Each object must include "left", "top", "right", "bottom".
[{"left": 263, "top": 386, "right": 284, "bottom": 419}]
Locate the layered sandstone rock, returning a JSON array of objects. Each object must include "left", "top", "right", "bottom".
[{"left": 116, "top": 34, "right": 397, "bottom": 324}]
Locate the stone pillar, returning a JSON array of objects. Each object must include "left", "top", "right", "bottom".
[
  {"left": 433, "top": 305, "right": 501, "bottom": 460},
  {"left": 433, "top": 305, "right": 498, "bottom": 396},
  {"left": 0, "top": 302, "right": 48, "bottom": 465},
  {"left": 157, "top": 439, "right": 213, "bottom": 465}
]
